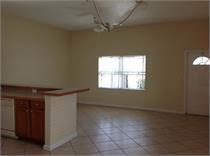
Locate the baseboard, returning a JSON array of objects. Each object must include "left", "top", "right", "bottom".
[
  {"left": 1, "top": 130, "right": 19, "bottom": 139},
  {"left": 43, "top": 132, "right": 77, "bottom": 151},
  {"left": 78, "top": 101, "right": 185, "bottom": 114}
]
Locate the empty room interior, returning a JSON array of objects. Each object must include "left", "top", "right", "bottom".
[{"left": 1, "top": 0, "right": 209, "bottom": 155}]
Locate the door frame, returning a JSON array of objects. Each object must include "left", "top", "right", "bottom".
[{"left": 184, "top": 49, "right": 209, "bottom": 115}]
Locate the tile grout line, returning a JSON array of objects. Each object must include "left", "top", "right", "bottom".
[
  {"left": 99, "top": 122, "right": 139, "bottom": 156},
  {"left": 75, "top": 124, "right": 101, "bottom": 155},
  {"left": 85, "top": 122, "right": 129, "bottom": 155},
  {"left": 117, "top": 125, "right": 153, "bottom": 155},
  {"left": 102, "top": 129, "right": 129, "bottom": 156}
]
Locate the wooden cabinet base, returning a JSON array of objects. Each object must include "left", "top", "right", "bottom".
[
  {"left": 15, "top": 99, "right": 45, "bottom": 143},
  {"left": 30, "top": 110, "right": 45, "bottom": 142}
]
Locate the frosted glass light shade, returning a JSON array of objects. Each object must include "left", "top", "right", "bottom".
[{"left": 193, "top": 56, "right": 210, "bottom": 65}]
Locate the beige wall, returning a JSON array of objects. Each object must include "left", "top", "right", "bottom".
[
  {"left": 69, "top": 19, "right": 209, "bottom": 112},
  {"left": 2, "top": 13, "right": 72, "bottom": 88},
  {"left": 2, "top": 14, "right": 209, "bottom": 112}
]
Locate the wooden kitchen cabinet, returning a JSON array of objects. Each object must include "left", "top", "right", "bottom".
[
  {"left": 15, "top": 107, "right": 30, "bottom": 138},
  {"left": 30, "top": 109, "right": 44, "bottom": 142},
  {"left": 15, "top": 99, "right": 44, "bottom": 143}
]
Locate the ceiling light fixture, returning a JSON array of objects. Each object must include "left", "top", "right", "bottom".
[{"left": 91, "top": 0, "right": 145, "bottom": 32}]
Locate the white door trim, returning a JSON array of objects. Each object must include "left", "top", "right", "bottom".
[{"left": 184, "top": 49, "right": 209, "bottom": 115}]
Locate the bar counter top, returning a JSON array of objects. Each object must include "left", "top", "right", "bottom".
[
  {"left": 1, "top": 90, "right": 45, "bottom": 100},
  {"left": 43, "top": 88, "right": 90, "bottom": 96},
  {"left": 1, "top": 85, "right": 90, "bottom": 100}
]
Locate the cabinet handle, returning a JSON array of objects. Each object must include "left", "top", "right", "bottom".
[{"left": 31, "top": 111, "right": 33, "bottom": 113}]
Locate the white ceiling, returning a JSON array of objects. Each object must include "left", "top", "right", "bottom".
[{"left": 2, "top": 1, "right": 209, "bottom": 31}]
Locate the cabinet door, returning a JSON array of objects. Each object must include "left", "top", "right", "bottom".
[
  {"left": 15, "top": 99, "right": 30, "bottom": 108},
  {"left": 30, "top": 110, "right": 44, "bottom": 142},
  {"left": 31, "top": 100, "right": 44, "bottom": 110},
  {"left": 15, "top": 108, "right": 30, "bottom": 138}
]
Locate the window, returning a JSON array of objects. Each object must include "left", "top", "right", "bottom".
[
  {"left": 193, "top": 56, "right": 210, "bottom": 65},
  {"left": 98, "top": 56, "right": 146, "bottom": 90}
]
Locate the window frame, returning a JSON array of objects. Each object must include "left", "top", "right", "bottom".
[
  {"left": 98, "top": 55, "right": 147, "bottom": 91},
  {"left": 192, "top": 56, "right": 210, "bottom": 65}
]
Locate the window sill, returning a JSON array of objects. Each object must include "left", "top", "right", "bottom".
[{"left": 98, "top": 87, "right": 145, "bottom": 91}]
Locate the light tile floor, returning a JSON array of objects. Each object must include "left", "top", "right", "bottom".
[{"left": 1, "top": 104, "right": 209, "bottom": 155}]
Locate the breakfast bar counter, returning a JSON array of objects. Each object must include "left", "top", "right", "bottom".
[
  {"left": 43, "top": 88, "right": 89, "bottom": 96},
  {"left": 1, "top": 85, "right": 89, "bottom": 151},
  {"left": 1, "top": 91, "right": 44, "bottom": 100},
  {"left": 43, "top": 88, "right": 89, "bottom": 151}
]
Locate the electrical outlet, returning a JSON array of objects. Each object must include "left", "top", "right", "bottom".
[{"left": 32, "top": 89, "right": 37, "bottom": 94}]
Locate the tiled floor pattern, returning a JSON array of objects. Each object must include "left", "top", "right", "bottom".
[{"left": 1, "top": 104, "right": 209, "bottom": 155}]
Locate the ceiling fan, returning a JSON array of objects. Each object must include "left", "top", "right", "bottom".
[
  {"left": 65, "top": 0, "right": 147, "bottom": 32},
  {"left": 93, "top": 0, "right": 147, "bottom": 32}
]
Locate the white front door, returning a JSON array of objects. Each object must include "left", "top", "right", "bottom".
[{"left": 186, "top": 52, "right": 209, "bottom": 116}]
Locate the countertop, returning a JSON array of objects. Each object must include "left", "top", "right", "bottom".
[
  {"left": 1, "top": 90, "right": 45, "bottom": 100},
  {"left": 43, "top": 88, "right": 90, "bottom": 96},
  {"left": 1, "top": 87, "right": 90, "bottom": 100}
]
